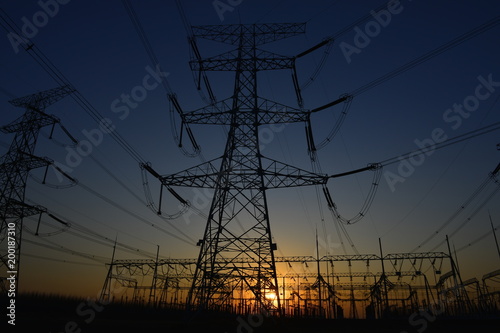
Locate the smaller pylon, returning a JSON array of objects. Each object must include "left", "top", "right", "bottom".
[{"left": 0, "top": 85, "right": 74, "bottom": 297}]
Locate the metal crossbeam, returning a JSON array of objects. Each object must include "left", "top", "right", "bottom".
[
  {"left": 8, "top": 85, "right": 74, "bottom": 110},
  {"left": 192, "top": 23, "right": 306, "bottom": 45},
  {"left": 383, "top": 252, "right": 449, "bottom": 260},
  {"left": 160, "top": 157, "right": 327, "bottom": 189},
  {"left": 182, "top": 97, "right": 308, "bottom": 125},
  {"left": 190, "top": 49, "right": 294, "bottom": 71},
  {"left": 109, "top": 253, "right": 448, "bottom": 270},
  {"left": 321, "top": 254, "right": 381, "bottom": 262}
]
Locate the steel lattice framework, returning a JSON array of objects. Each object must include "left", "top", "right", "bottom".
[
  {"left": 147, "top": 23, "right": 341, "bottom": 314},
  {"left": 0, "top": 86, "right": 73, "bottom": 294},
  {"left": 101, "top": 251, "right": 465, "bottom": 318}
]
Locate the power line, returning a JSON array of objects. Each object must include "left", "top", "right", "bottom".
[
  {"left": 42, "top": 112, "right": 196, "bottom": 247},
  {"left": 0, "top": 8, "right": 147, "bottom": 165},
  {"left": 350, "top": 16, "right": 500, "bottom": 97},
  {"left": 455, "top": 221, "right": 500, "bottom": 255},
  {"left": 121, "top": 0, "right": 172, "bottom": 93},
  {"left": 23, "top": 214, "right": 159, "bottom": 260},
  {"left": 305, "top": 0, "right": 341, "bottom": 24},
  {"left": 0, "top": 72, "right": 197, "bottom": 249},
  {"left": 0, "top": 85, "right": 17, "bottom": 99},
  {"left": 378, "top": 121, "right": 500, "bottom": 168},
  {"left": 75, "top": 179, "right": 196, "bottom": 246},
  {"left": 121, "top": 0, "right": 203, "bottom": 158},
  {"left": 382, "top": 94, "right": 500, "bottom": 239},
  {"left": 23, "top": 252, "right": 103, "bottom": 267},
  {"left": 409, "top": 157, "right": 500, "bottom": 253},
  {"left": 410, "top": 175, "right": 493, "bottom": 252},
  {"left": 295, "top": 15, "right": 499, "bottom": 160},
  {"left": 329, "top": 1, "right": 393, "bottom": 39},
  {"left": 25, "top": 182, "right": 161, "bottom": 249},
  {"left": 429, "top": 185, "right": 500, "bottom": 252},
  {"left": 23, "top": 237, "right": 108, "bottom": 264}
]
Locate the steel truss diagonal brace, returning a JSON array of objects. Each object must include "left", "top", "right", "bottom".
[
  {"left": 1, "top": 200, "right": 47, "bottom": 219},
  {"left": 159, "top": 158, "right": 222, "bottom": 188},
  {"left": 190, "top": 49, "right": 294, "bottom": 72},
  {"left": 192, "top": 23, "right": 306, "bottom": 45},
  {"left": 158, "top": 156, "right": 327, "bottom": 190},
  {"left": 0, "top": 112, "right": 60, "bottom": 134},
  {"left": 261, "top": 157, "right": 328, "bottom": 188},
  {"left": 182, "top": 97, "right": 308, "bottom": 125},
  {"left": 8, "top": 85, "right": 75, "bottom": 110},
  {"left": 1, "top": 152, "right": 53, "bottom": 171}
]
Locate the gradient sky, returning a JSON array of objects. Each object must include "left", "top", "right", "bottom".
[{"left": 1, "top": 0, "right": 499, "bottom": 298}]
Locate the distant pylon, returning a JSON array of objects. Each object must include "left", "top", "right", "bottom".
[{"left": 0, "top": 85, "right": 74, "bottom": 295}]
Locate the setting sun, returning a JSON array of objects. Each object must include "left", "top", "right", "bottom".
[{"left": 265, "top": 292, "right": 277, "bottom": 300}]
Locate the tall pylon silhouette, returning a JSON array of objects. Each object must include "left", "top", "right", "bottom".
[{"left": 142, "top": 23, "right": 353, "bottom": 314}]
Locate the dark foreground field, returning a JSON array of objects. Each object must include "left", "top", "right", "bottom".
[{"left": 2, "top": 294, "right": 499, "bottom": 333}]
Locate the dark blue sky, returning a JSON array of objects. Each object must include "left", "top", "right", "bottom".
[{"left": 1, "top": 0, "right": 499, "bottom": 296}]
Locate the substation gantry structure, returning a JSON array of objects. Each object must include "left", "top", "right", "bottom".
[
  {"left": 0, "top": 86, "right": 74, "bottom": 295},
  {"left": 141, "top": 22, "right": 379, "bottom": 315},
  {"left": 103, "top": 251, "right": 494, "bottom": 319}
]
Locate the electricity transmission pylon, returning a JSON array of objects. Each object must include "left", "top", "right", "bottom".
[
  {"left": 0, "top": 85, "right": 74, "bottom": 294},
  {"left": 143, "top": 23, "right": 349, "bottom": 314}
]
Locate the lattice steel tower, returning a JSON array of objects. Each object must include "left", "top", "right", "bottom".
[
  {"left": 144, "top": 23, "right": 347, "bottom": 314},
  {"left": 0, "top": 86, "right": 73, "bottom": 294}
]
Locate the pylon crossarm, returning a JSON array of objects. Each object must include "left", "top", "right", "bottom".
[
  {"left": 156, "top": 155, "right": 328, "bottom": 190},
  {"left": 158, "top": 158, "right": 222, "bottom": 188},
  {"left": 1, "top": 156, "right": 51, "bottom": 174},
  {"left": 189, "top": 50, "right": 238, "bottom": 71},
  {"left": 261, "top": 157, "right": 327, "bottom": 188},
  {"left": 190, "top": 49, "right": 294, "bottom": 72},
  {"left": 183, "top": 97, "right": 309, "bottom": 125},
  {"left": 1, "top": 200, "right": 46, "bottom": 219},
  {"left": 182, "top": 98, "right": 233, "bottom": 125},
  {"left": 256, "top": 97, "right": 308, "bottom": 124},
  {"left": 8, "top": 85, "right": 75, "bottom": 110},
  {"left": 17, "top": 151, "right": 53, "bottom": 170},
  {"left": 192, "top": 23, "right": 306, "bottom": 45},
  {"left": 0, "top": 112, "right": 59, "bottom": 134}
]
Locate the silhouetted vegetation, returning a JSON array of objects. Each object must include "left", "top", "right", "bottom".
[{"left": 3, "top": 293, "right": 498, "bottom": 332}]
